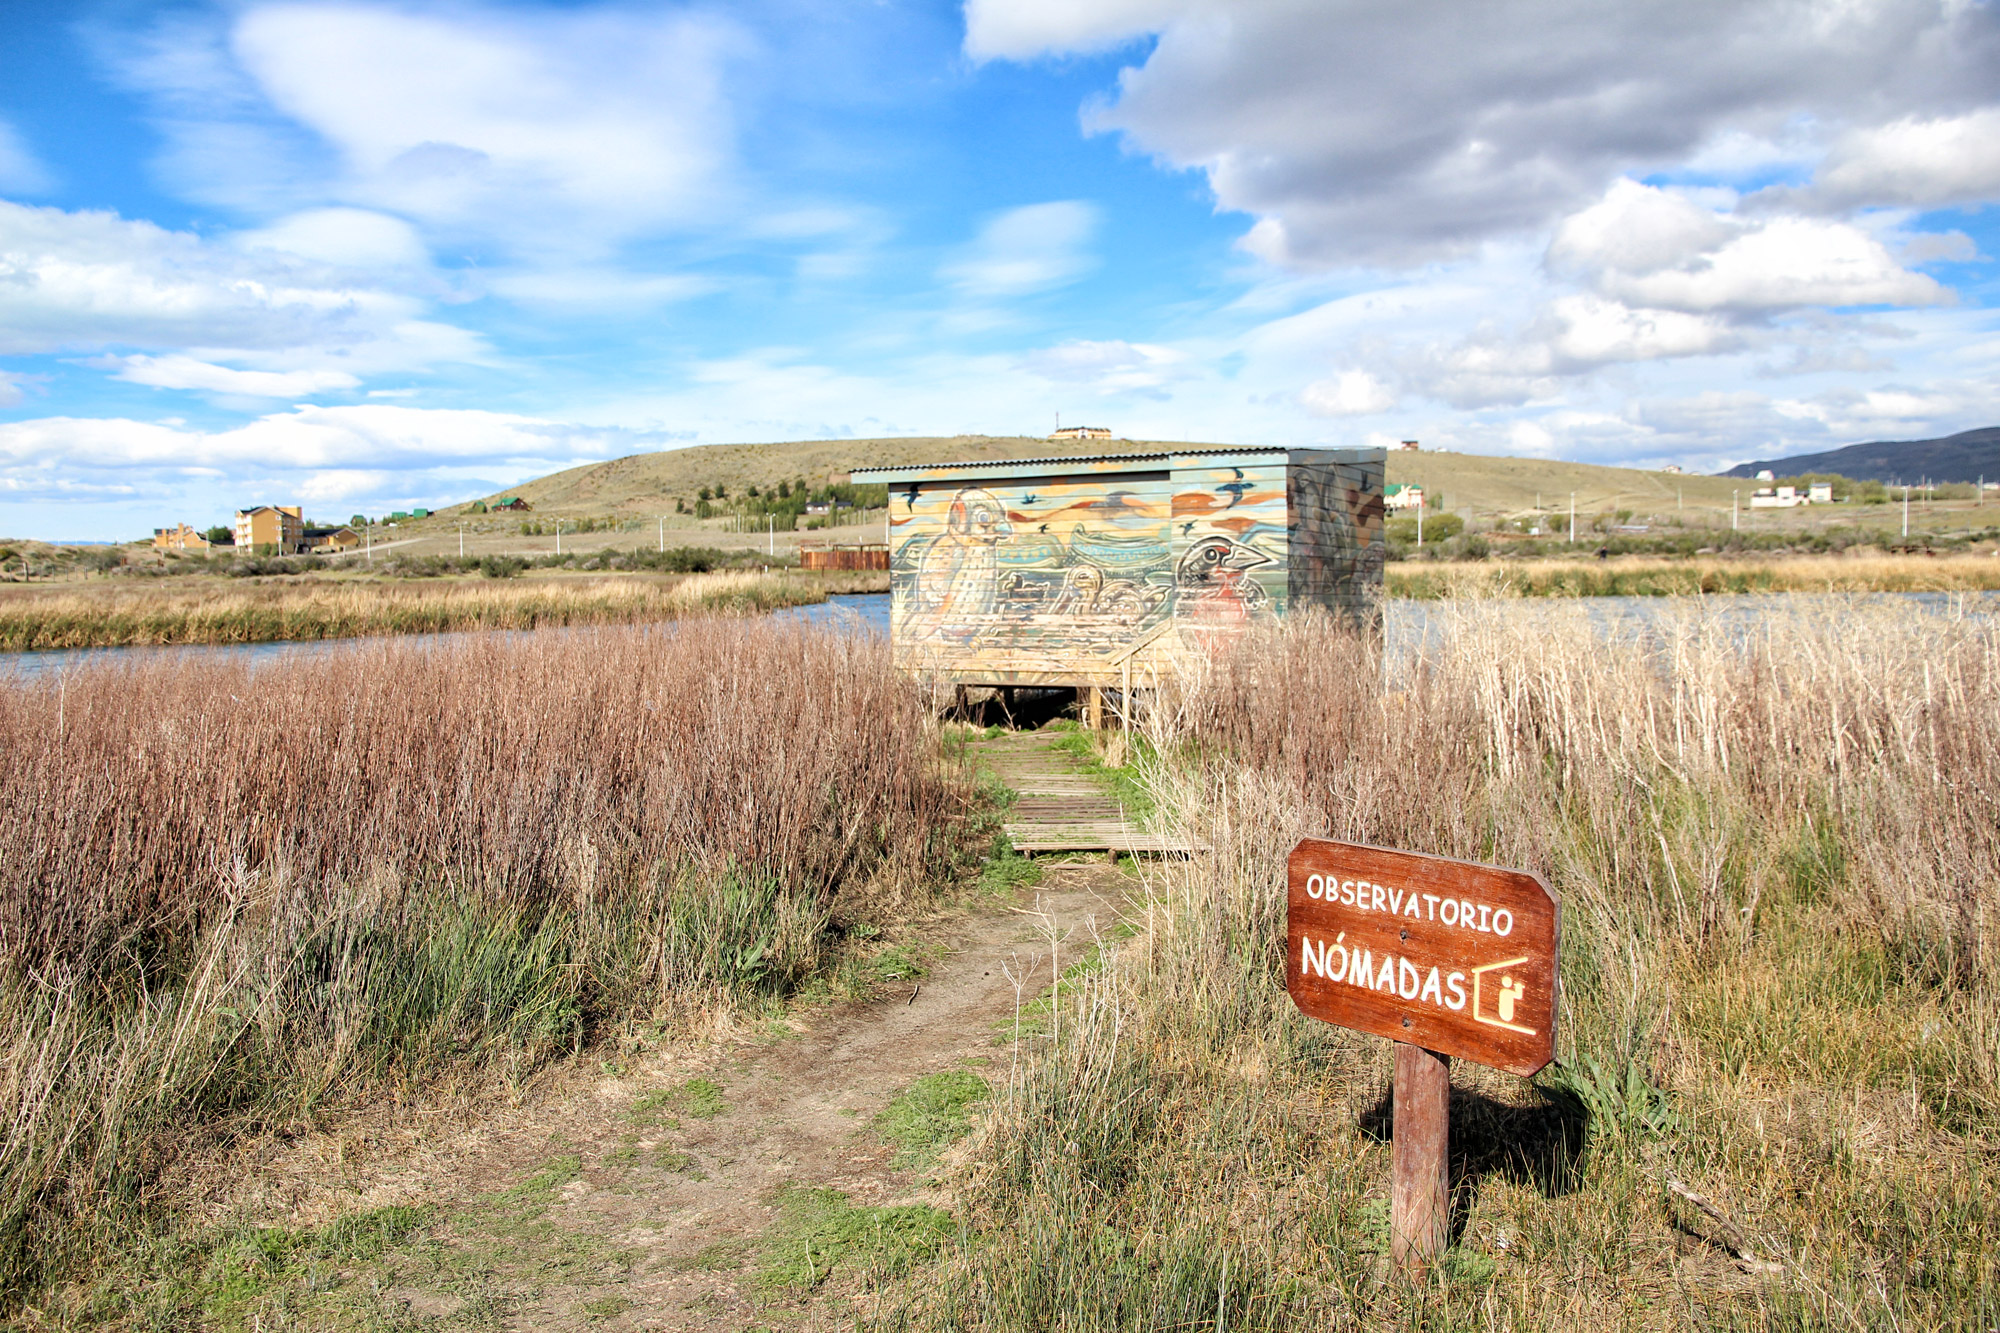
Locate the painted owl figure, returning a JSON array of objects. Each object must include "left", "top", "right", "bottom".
[{"left": 915, "top": 486, "right": 1013, "bottom": 629}]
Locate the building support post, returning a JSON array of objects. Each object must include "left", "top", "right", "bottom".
[{"left": 1087, "top": 685, "right": 1104, "bottom": 731}]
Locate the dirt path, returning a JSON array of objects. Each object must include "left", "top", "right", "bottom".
[{"left": 195, "top": 862, "right": 1133, "bottom": 1332}]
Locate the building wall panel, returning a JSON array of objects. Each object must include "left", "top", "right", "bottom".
[{"left": 868, "top": 448, "right": 1382, "bottom": 687}]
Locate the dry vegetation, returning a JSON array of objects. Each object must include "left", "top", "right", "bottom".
[
  {"left": 1389, "top": 551, "right": 2000, "bottom": 599},
  {"left": 890, "top": 599, "right": 1997, "bottom": 1329},
  {"left": 0, "top": 620, "right": 976, "bottom": 1302},
  {"left": 0, "top": 570, "right": 827, "bottom": 650}
]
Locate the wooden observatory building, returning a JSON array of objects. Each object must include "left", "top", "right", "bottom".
[{"left": 851, "top": 446, "right": 1385, "bottom": 690}]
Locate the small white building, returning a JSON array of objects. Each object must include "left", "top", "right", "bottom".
[
  {"left": 1384, "top": 482, "right": 1425, "bottom": 510},
  {"left": 1750, "top": 486, "right": 1805, "bottom": 509},
  {"left": 1049, "top": 425, "right": 1114, "bottom": 440}
]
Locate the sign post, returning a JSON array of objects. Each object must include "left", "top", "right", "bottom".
[{"left": 1286, "top": 837, "right": 1559, "bottom": 1272}]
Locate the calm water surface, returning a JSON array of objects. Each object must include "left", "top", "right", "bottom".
[{"left": 3, "top": 590, "right": 1991, "bottom": 682}]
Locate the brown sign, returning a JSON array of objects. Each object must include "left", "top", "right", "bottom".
[{"left": 1286, "top": 837, "right": 1559, "bottom": 1076}]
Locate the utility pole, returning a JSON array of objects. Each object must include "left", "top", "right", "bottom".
[
  {"left": 1732, "top": 490, "right": 1738, "bottom": 532},
  {"left": 1568, "top": 492, "right": 1576, "bottom": 544},
  {"left": 659, "top": 516, "right": 665, "bottom": 552},
  {"left": 366, "top": 520, "right": 373, "bottom": 565},
  {"left": 557, "top": 520, "right": 563, "bottom": 556},
  {"left": 458, "top": 525, "right": 464, "bottom": 559},
  {"left": 1417, "top": 492, "right": 1424, "bottom": 547}
]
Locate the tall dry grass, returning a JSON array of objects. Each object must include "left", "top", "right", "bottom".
[
  {"left": 1389, "top": 551, "right": 2000, "bottom": 599},
  {"left": 0, "top": 569, "right": 823, "bottom": 649},
  {"left": 0, "top": 619, "right": 972, "bottom": 1297},
  {"left": 896, "top": 599, "right": 1998, "bottom": 1330}
]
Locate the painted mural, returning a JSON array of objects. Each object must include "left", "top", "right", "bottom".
[{"left": 870, "top": 449, "right": 1382, "bottom": 686}]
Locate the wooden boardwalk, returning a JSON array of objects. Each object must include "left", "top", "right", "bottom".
[{"left": 978, "top": 731, "right": 1195, "bottom": 857}]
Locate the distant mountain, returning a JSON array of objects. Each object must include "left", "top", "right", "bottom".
[{"left": 1722, "top": 427, "right": 2000, "bottom": 483}]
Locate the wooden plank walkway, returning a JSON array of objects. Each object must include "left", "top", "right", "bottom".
[{"left": 977, "top": 731, "right": 1196, "bottom": 857}]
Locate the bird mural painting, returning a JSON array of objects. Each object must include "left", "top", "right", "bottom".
[
  {"left": 913, "top": 486, "right": 1012, "bottom": 638},
  {"left": 1215, "top": 468, "right": 1255, "bottom": 511},
  {"left": 1175, "top": 536, "right": 1272, "bottom": 646}
]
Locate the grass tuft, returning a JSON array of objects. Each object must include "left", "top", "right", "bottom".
[{"left": 877, "top": 1071, "right": 991, "bottom": 1170}]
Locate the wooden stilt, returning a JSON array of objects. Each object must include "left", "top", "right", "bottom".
[{"left": 1087, "top": 685, "right": 1103, "bottom": 731}]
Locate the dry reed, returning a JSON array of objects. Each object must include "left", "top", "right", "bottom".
[
  {"left": 0, "top": 570, "right": 824, "bottom": 649},
  {"left": 1389, "top": 551, "right": 2000, "bottom": 599},
  {"left": 0, "top": 618, "right": 972, "bottom": 1297},
  {"left": 899, "top": 598, "right": 1998, "bottom": 1330}
]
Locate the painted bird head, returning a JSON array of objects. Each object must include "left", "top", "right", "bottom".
[
  {"left": 945, "top": 486, "right": 1012, "bottom": 543},
  {"left": 1177, "top": 537, "right": 1271, "bottom": 588}
]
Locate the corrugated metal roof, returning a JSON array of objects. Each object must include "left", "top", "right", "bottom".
[{"left": 851, "top": 445, "right": 1298, "bottom": 477}]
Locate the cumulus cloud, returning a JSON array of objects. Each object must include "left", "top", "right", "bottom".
[
  {"left": 971, "top": 0, "right": 2000, "bottom": 266},
  {"left": 1550, "top": 181, "right": 1949, "bottom": 314},
  {"left": 942, "top": 201, "right": 1100, "bottom": 298},
  {"left": 1805, "top": 109, "right": 2000, "bottom": 211},
  {"left": 0, "top": 199, "right": 489, "bottom": 397}
]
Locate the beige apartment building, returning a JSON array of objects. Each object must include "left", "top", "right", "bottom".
[
  {"left": 235, "top": 505, "right": 305, "bottom": 552},
  {"left": 151, "top": 523, "right": 211, "bottom": 552}
]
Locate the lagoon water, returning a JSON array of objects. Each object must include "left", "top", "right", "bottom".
[{"left": 2, "top": 589, "right": 1992, "bottom": 682}]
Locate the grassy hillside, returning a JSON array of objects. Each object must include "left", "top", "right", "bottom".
[{"left": 437, "top": 437, "right": 1737, "bottom": 524}]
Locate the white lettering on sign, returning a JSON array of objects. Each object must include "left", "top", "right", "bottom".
[
  {"left": 1303, "top": 874, "right": 1517, "bottom": 937},
  {"left": 1297, "top": 932, "right": 1470, "bottom": 1013}
]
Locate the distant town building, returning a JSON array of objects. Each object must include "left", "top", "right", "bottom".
[
  {"left": 1660, "top": 463, "right": 1683, "bottom": 473},
  {"left": 1384, "top": 482, "right": 1426, "bottom": 510},
  {"left": 235, "top": 505, "right": 304, "bottom": 552},
  {"left": 491, "top": 496, "right": 532, "bottom": 511},
  {"left": 152, "top": 523, "right": 211, "bottom": 552},
  {"left": 1808, "top": 482, "right": 1834, "bottom": 503},
  {"left": 1750, "top": 485, "right": 1805, "bottom": 509},
  {"left": 307, "top": 526, "right": 361, "bottom": 554},
  {"left": 1398, "top": 439, "right": 1421, "bottom": 450},
  {"left": 1049, "top": 425, "right": 1114, "bottom": 440},
  {"left": 1755, "top": 469, "right": 1776, "bottom": 481}
]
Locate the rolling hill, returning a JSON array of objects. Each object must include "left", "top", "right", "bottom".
[
  {"left": 443, "top": 436, "right": 1742, "bottom": 522},
  {"left": 1721, "top": 426, "right": 2000, "bottom": 484}
]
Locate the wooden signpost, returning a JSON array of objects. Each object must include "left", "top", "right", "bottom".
[{"left": 1286, "top": 837, "right": 1559, "bottom": 1271}]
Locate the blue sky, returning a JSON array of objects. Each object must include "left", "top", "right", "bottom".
[{"left": 3, "top": 0, "right": 1999, "bottom": 538}]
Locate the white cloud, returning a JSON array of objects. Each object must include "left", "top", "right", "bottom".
[
  {"left": 484, "top": 269, "right": 718, "bottom": 309},
  {"left": 1807, "top": 109, "right": 2000, "bottom": 211},
  {"left": 108, "top": 354, "right": 361, "bottom": 398},
  {"left": 964, "top": 0, "right": 1185, "bottom": 59},
  {"left": 0, "top": 121, "right": 54, "bottom": 195},
  {"left": 976, "top": 0, "right": 2000, "bottom": 267},
  {"left": 0, "top": 200, "right": 490, "bottom": 397},
  {"left": 0, "top": 405, "right": 662, "bottom": 490},
  {"left": 235, "top": 207, "right": 431, "bottom": 269},
  {"left": 1018, "top": 338, "right": 1187, "bottom": 395},
  {"left": 113, "top": 3, "right": 745, "bottom": 258},
  {"left": 0, "top": 369, "right": 25, "bottom": 407},
  {"left": 941, "top": 201, "right": 1100, "bottom": 298},
  {"left": 1301, "top": 370, "right": 1395, "bottom": 417},
  {"left": 1551, "top": 181, "right": 1949, "bottom": 314}
]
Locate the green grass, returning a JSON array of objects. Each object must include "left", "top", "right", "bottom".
[
  {"left": 876, "top": 1071, "right": 992, "bottom": 1170},
  {"left": 754, "top": 1185, "right": 956, "bottom": 1293},
  {"left": 630, "top": 1077, "right": 726, "bottom": 1126}
]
